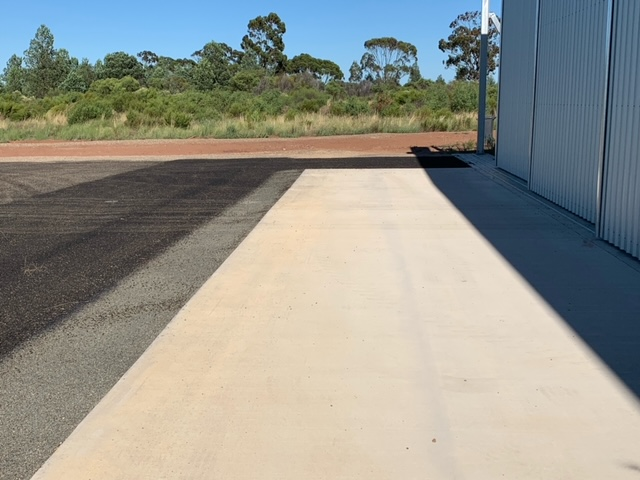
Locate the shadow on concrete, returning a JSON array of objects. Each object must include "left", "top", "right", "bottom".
[
  {"left": 1, "top": 155, "right": 470, "bottom": 358},
  {"left": 420, "top": 166, "right": 640, "bottom": 400},
  {"left": 408, "top": 147, "right": 470, "bottom": 168}
]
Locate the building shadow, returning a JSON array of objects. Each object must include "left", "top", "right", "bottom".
[{"left": 419, "top": 165, "right": 640, "bottom": 399}]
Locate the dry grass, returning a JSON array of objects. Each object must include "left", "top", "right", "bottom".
[{"left": 0, "top": 112, "right": 478, "bottom": 142}]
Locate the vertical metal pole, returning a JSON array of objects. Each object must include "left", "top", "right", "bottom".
[{"left": 477, "top": 0, "right": 490, "bottom": 154}]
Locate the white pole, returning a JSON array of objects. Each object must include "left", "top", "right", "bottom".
[{"left": 477, "top": 0, "right": 490, "bottom": 154}]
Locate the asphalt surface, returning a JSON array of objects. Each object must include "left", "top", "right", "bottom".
[{"left": 0, "top": 155, "right": 461, "bottom": 480}]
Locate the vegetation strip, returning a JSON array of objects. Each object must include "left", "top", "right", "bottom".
[{"left": 1, "top": 11, "right": 499, "bottom": 142}]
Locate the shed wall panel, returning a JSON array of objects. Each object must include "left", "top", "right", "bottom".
[
  {"left": 496, "top": 0, "right": 538, "bottom": 180},
  {"left": 601, "top": 0, "right": 640, "bottom": 259},
  {"left": 530, "top": 0, "right": 609, "bottom": 222}
]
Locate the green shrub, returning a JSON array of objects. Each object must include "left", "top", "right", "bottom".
[
  {"left": 89, "top": 78, "right": 121, "bottom": 96},
  {"left": 379, "top": 103, "right": 403, "bottom": 117},
  {"left": 449, "top": 81, "right": 478, "bottom": 112},
  {"left": 47, "top": 103, "right": 68, "bottom": 117},
  {"left": 345, "top": 97, "right": 370, "bottom": 116},
  {"left": 119, "top": 76, "right": 141, "bottom": 92},
  {"left": 125, "top": 110, "right": 144, "bottom": 128},
  {"left": 256, "top": 90, "right": 286, "bottom": 116},
  {"left": 164, "top": 110, "right": 192, "bottom": 129},
  {"left": 289, "top": 88, "right": 328, "bottom": 113},
  {"left": 67, "top": 100, "right": 113, "bottom": 124},
  {"left": 229, "top": 70, "right": 263, "bottom": 92},
  {"left": 329, "top": 97, "right": 370, "bottom": 116},
  {"left": 0, "top": 100, "right": 32, "bottom": 121},
  {"left": 326, "top": 81, "right": 346, "bottom": 100}
]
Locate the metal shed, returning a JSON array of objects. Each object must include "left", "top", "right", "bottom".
[{"left": 497, "top": 0, "right": 640, "bottom": 259}]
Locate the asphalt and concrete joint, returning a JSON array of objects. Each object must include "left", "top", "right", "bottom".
[{"left": 31, "top": 167, "right": 640, "bottom": 479}]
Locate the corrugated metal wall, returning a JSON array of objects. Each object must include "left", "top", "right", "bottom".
[
  {"left": 496, "top": 0, "right": 538, "bottom": 181},
  {"left": 601, "top": 0, "right": 640, "bottom": 259},
  {"left": 529, "top": 0, "right": 609, "bottom": 222}
]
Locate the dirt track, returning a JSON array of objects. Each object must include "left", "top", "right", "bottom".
[{"left": 0, "top": 132, "right": 476, "bottom": 160}]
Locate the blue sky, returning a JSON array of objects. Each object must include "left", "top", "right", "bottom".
[{"left": 0, "top": 0, "right": 501, "bottom": 81}]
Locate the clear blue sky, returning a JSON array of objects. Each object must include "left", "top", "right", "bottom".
[{"left": 0, "top": 0, "right": 501, "bottom": 81}]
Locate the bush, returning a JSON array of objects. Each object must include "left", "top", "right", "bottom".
[
  {"left": 449, "top": 81, "right": 478, "bottom": 112},
  {"left": 125, "top": 110, "right": 144, "bottom": 128},
  {"left": 164, "top": 110, "right": 192, "bottom": 129},
  {"left": 67, "top": 100, "right": 113, "bottom": 124},
  {"left": 227, "top": 92, "right": 255, "bottom": 117},
  {"left": 329, "top": 97, "right": 370, "bottom": 116},
  {"left": 289, "top": 88, "right": 328, "bottom": 113},
  {"left": 0, "top": 100, "right": 32, "bottom": 121},
  {"left": 229, "top": 70, "right": 263, "bottom": 92}
]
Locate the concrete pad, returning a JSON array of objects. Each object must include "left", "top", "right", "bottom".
[{"left": 33, "top": 169, "right": 640, "bottom": 479}]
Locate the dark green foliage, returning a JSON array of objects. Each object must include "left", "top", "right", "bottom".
[
  {"left": 192, "top": 41, "right": 241, "bottom": 90},
  {"left": 348, "top": 62, "right": 362, "bottom": 83},
  {"left": 140, "top": 53, "right": 195, "bottom": 93},
  {"left": 22, "top": 25, "right": 73, "bottom": 97},
  {"left": 241, "top": 13, "right": 287, "bottom": 73},
  {"left": 67, "top": 99, "right": 113, "bottom": 124},
  {"left": 2, "top": 55, "right": 26, "bottom": 93},
  {"left": 329, "top": 97, "right": 371, "bottom": 116},
  {"left": 439, "top": 11, "right": 500, "bottom": 81},
  {"left": 358, "top": 37, "right": 419, "bottom": 85},
  {"left": 99, "top": 52, "right": 144, "bottom": 81},
  {"left": 164, "top": 110, "right": 192, "bottom": 128},
  {"left": 0, "top": 97, "right": 32, "bottom": 121},
  {"left": 230, "top": 70, "right": 264, "bottom": 92},
  {"left": 448, "top": 81, "right": 478, "bottom": 112},
  {"left": 325, "top": 81, "right": 346, "bottom": 100},
  {"left": 289, "top": 88, "right": 329, "bottom": 113},
  {"left": 287, "top": 54, "right": 343, "bottom": 83}
]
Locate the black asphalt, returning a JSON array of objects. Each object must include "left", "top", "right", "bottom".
[{"left": 0, "top": 155, "right": 460, "bottom": 480}]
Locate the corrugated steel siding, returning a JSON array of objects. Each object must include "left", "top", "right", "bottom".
[
  {"left": 601, "top": 0, "right": 640, "bottom": 259},
  {"left": 496, "top": 0, "right": 538, "bottom": 180},
  {"left": 530, "top": 0, "right": 609, "bottom": 222}
]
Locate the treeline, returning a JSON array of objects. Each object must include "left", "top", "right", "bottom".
[{"left": 0, "top": 14, "right": 498, "bottom": 139}]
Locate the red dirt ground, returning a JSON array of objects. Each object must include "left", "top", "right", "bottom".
[{"left": 0, "top": 132, "right": 476, "bottom": 161}]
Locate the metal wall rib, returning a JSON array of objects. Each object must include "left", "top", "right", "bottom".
[
  {"left": 601, "top": 0, "right": 640, "bottom": 259},
  {"left": 530, "top": 0, "right": 609, "bottom": 222},
  {"left": 496, "top": 0, "right": 538, "bottom": 181}
]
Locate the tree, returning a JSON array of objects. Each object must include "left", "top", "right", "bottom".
[
  {"left": 348, "top": 61, "right": 362, "bottom": 83},
  {"left": 287, "top": 54, "right": 343, "bottom": 83},
  {"left": 22, "top": 25, "right": 71, "bottom": 97},
  {"left": 137, "top": 51, "right": 195, "bottom": 92},
  {"left": 438, "top": 11, "right": 500, "bottom": 81},
  {"left": 2, "top": 55, "right": 26, "bottom": 93},
  {"left": 137, "top": 50, "right": 159, "bottom": 68},
  {"left": 98, "top": 52, "right": 144, "bottom": 81},
  {"left": 191, "top": 41, "right": 241, "bottom": 90},
  {"left": 358, "top": 37, "right": 418, "bottom": 85},
  {"left": 408, "top": 63, "right": 422, "bottom": 84},
  {"left": 59, "top": 58, "right": 95, "bottom": 93},
  {"left": 241, "top": 13, "right": 287, "bottom": 73}
]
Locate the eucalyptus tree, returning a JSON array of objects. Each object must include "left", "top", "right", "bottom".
[
  {"left": 438, "top": 11, "right": 500, "bottom": 81},
  {"left": 357, "top": 37, "right": 419, "bottom": 85},
  {"left": 241, "top": 12, "right": 287, "bottom": 73}
]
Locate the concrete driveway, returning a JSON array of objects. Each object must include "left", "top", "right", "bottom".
[{"left": 32, "top": 166, "right": 640, "bottom": 479}]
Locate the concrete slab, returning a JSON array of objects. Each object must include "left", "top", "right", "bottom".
[{"left": 32, "top": 168, "right": 640, "bottom": 479}]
